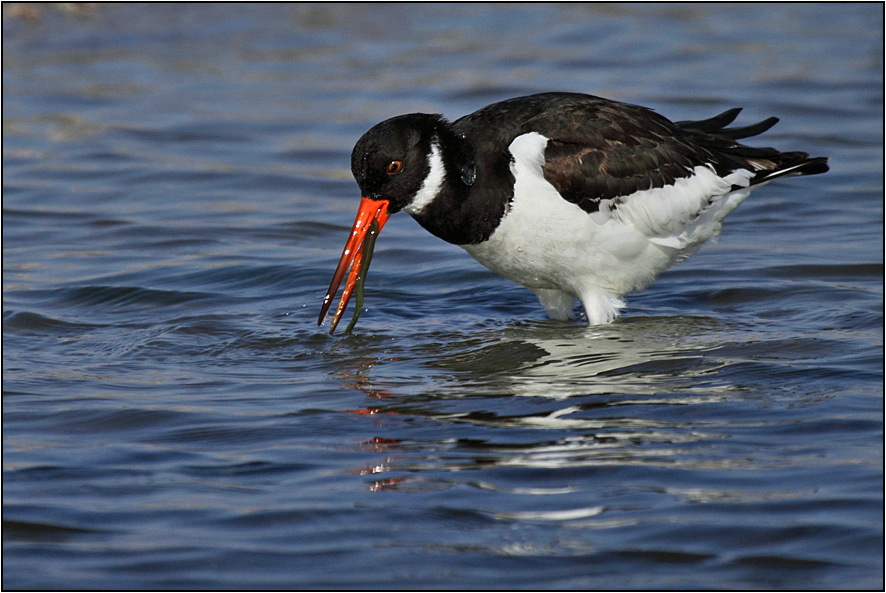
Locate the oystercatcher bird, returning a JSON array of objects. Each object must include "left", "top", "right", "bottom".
[{"left": 319, "top": 92, "right": 828, "bottom": 333}]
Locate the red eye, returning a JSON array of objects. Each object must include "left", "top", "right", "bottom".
[{"left": 386, "top": 160, "right": 403, "bottom": 175}]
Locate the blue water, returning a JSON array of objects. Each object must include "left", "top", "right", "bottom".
[{"left": 3, "top": 3, "right": 883, "bottom": 589}]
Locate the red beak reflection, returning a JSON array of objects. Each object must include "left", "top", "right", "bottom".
[{"left": 318, "top": 197, "right": 390, "bottom": 334}]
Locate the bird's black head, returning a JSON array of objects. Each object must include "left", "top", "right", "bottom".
[{"left": 350, "top": 113, "right": 447, "bottom": 214}]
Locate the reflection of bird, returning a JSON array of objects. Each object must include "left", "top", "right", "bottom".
[{"left": 319, "top": 92, "right": 828, "bottom": 332}]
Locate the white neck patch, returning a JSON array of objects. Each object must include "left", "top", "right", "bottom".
[{"left": 404, "top": 138, "right": 445, "bottom": 216}]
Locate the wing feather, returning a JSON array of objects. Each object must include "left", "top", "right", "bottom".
[{"left": 507, "top": 96, "right": 827, "bottom": 214}]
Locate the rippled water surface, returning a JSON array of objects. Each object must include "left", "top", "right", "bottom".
[{"left": 3, "top": 3, "right": 883, "bottom": 589}]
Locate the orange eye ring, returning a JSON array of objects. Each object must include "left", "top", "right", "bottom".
[{"left": 386, "top": 160, "right": 403, "bottom": 175}]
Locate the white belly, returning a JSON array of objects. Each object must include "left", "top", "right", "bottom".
[{"left": 462, "top": 189, "right": 669, "bottom": 297}]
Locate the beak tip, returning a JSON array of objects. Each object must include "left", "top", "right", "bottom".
[{"left": 319, "top": 197, "right": 390, "bottom": 336}]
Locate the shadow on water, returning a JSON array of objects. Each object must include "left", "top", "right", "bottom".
[{"left": 320, "top": 316, "right": 757, "bottom": 480}]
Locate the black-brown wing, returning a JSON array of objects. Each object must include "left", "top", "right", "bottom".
[{"left": 520, "top": 95, "right": 827, "bottom": 213}]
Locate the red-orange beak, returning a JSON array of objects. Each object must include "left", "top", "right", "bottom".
[{"left": 318, "top": 197, "right": 390, "bottom": 334}]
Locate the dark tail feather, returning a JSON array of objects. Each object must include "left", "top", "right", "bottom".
[
  {"left": 676, "top": 108, "right": 742, "bottom": 133},
  {"left": 721, "top": 117, "right": 779, "bottom": 139},
  {"left": 678, "top": 109, "right": 780, "bottom": 140},
  {"left": 751, "top": 154, "right": 830, "bottom": 185},
  {"left": 680, "top": 108, "right": 829, "bottom": 185}
]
